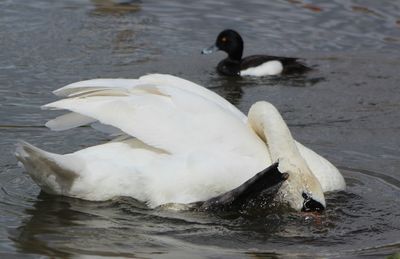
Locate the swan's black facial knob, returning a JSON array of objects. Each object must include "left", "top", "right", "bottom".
[{"left": 302, "top": 192, "right": 325, "bottom": 212}]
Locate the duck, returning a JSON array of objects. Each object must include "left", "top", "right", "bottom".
[
  {"left": 202, "top": 29, "right": 311, "bottom": 77},
  {"left": 15, "top": 74, "right": 345, "bottom": 211}
]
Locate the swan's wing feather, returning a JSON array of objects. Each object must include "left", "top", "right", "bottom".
[
  {"left": 45, "top": 112, "right": 96, "bottom": 131},
  {"left": 45, "top": 109, "right": 126, "bottom": 136},
  {"left": 53, "top": 79, "right": 142, "bottom": 97}
]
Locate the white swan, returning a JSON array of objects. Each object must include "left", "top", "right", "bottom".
[{"left": 15, "top": 74, "right": 345, "bottom": 211}]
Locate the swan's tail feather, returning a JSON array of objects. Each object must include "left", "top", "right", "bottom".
[{"left": 15, "top": 141, "right": 79, "bottom": 195}]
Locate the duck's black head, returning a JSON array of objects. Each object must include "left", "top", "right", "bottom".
[
  {"left": 202, "top": 29, "right": 244, "bottom": 61},
  {"left": 216, "top": 29, "right": 244, "bottom": 60}
]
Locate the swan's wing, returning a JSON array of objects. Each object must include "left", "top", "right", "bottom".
[
  {"left": 53, "top": 74, "right": 246, "bottom": 120},
  {"left": 43, "top": 78, "right": 267, "bottom": 158},
  {"left": 46, "top": 74, "right": 247, "bottom": 137}
]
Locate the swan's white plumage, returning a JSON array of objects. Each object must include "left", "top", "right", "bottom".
[
  {"left": 294, "top": 143, "right": 345, "bottom": 192},
  {"left": 16, "top": 74, "right": 345, "bottom": 209}
]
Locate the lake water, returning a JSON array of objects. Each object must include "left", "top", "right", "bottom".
[{"left": 1, "top": 0, "right": 400, "bottom": 258}]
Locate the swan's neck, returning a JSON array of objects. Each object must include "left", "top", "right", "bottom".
[
  {"left": 247, "top": 101, "right": 325, "bottom": 210},
  {"left": 248, "top": 102, "right": 303, "bottom": 165}
]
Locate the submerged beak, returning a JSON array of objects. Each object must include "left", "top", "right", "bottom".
[{"left": 201, "top": 44, "right": 219, "bottom": 55}]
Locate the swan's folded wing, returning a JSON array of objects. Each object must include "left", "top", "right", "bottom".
[{"left": 43, "top": 81, "right": 267, "bottom": 157}]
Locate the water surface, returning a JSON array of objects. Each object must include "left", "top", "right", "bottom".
[{"left": 1, "top": 0, "right": 400, "bottom": 258}]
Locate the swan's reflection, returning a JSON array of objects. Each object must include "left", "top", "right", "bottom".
[
  {"left": 10, "top": 189, "right": 337, "bottom": 258},
  {"left": 10, "top": 190, "right": 290, "bottom": 257},
  {"left": 9, "top": 193, "right": 145, "bottom": 257}
]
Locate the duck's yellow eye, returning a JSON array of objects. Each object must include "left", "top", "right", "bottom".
[{"left": 221, "top": 37, "right": 227, "bottom": 42}]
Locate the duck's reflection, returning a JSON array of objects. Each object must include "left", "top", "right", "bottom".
[
  {"left": 265, "top": 74, "right": 326, "bottom": 88},
  {"left": 211, "top": 77, "right": 244, "bottom": 105},
  {"left": 209, "top": 73, "right": 325, "bottom": 106}
]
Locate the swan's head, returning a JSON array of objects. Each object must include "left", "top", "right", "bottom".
[{"left": 277, "top": 158, "right": 326, "bottom": 212}]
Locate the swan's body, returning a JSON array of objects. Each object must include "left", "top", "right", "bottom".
[{"left": 15, "top": 74, "right": 345, "bottom": 210}]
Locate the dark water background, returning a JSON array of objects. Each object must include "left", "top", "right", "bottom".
[{"left": 1, "top": 0, "right": 400, "bottom": 258}]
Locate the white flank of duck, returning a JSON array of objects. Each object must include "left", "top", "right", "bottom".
[{"left": 240, "top": 61, "right": 283, "bottom": 77}]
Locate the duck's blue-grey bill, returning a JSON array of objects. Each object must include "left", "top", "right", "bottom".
[{"left": 201, "top": 44, "right": 219, "bottom": 55}]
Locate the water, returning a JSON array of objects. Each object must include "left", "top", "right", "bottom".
[{"left": 1, "top": 0, "right": 400, "bottom": 258}]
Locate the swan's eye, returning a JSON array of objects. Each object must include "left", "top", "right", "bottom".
[{"left": 302, "top": 192, "right": 324, "bottom": 212}]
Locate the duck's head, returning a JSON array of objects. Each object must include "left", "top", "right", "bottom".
[
  {"left": 202, "top": 29, "right": 244, "bottom": 61},
  {"left": 277, "top": 158, "right": 326, "bottom": 212}
]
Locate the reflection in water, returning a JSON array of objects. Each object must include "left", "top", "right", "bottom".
[
  {"left": 90, "top": 0, "right": 141, "bottom": 16},
  {"left": 7, "top": 168, "right": 400, "bottom": 257},
  {"left": 112, "top": 29, "right": 137, "bottom": 55},
  {"left": 210, "top": 77, "right": 244, "bottom": 105},
  {"left": 265, "top": 74, "right": 326, "bottom": 88},
  {"left": 10, "top": 194, "right": 77, "bottom": 257},
  {"left": 211, "top": 74, "right": 325, "bottom": 105},
  {"left": 10, "top": 193, "right": 142, "bottom": 257},
  {"left": 8, "top": 192, "right": 299, "bottom": 257}
]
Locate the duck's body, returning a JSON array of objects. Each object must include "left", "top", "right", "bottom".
[
  {"left": 202, "top": 29, "right": 311, "bottom": 77},
  {"left": 15, "top": 74, "right": 344, "bottom": 210}
]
